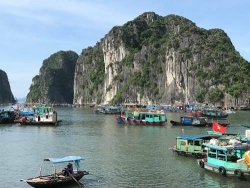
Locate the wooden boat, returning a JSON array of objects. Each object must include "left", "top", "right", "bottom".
[
  {"left": 171, "top": 131, "right": 243, "bottom": 158},
  {"left": 21, "top": 156, "right": 89, "bottom": 188},
  {"left": 0, "top": 110, "right": 17, "bottom": 124},
  {"left": 197, "top": 138, "right": 250, "bottom": 180},
  {"left": 200, "top": 109, "right": 228, "bottom": 119},
  {"left": 171, "top": 135, "right": 221, "bottom": 158},
  {"left": 89, "top": 104, "right": 95, "bottom": 108},
  {"left": 95, "top": 105, "right": 122, "bottom": 114},
  {"left": 170, "top": 116, "right": 209, "bottom": 127},
  {"left": 114, "top": 110, "right": 167, "bottom": 125},
  {"left": 17, "top": 104, "right": 61, "bottom": 125},
  {"left": 224, "top": 109, "right": 236, "bottom": 114}
]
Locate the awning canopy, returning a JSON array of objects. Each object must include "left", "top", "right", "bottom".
[
  {"left": 19, "top": 111, "right": 34, "bottom": 116},
  {"left": 176, "top": 135, "right": 219, "bottom": 140},
  {"left": 44, "top": 156, "right": 84, "bottom": 164}
]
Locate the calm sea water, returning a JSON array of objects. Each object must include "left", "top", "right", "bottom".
[{"left": 0, "top": 107, "right": 250, "bottom": 188}]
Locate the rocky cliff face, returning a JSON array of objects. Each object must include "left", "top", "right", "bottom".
[
  {"left": 0, "top": 69, "right": 15, "bottom": 104},
  {"left": 74, "top": 12, "right": 250, "bottom": 106},
  {"left": 26, "top": 51, "right": 78, "bottom": 103}
]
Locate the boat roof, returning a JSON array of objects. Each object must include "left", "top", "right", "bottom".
[
  {"left": 176, "top": 135, "right": 219, "bottom": 140},
  {"left": 146, "top": 105, "right": 158, "bottom": 110},
  {"left": 139, "top": 111, "right": 165, "bottom": 115},
  {"left": 101, "top": 106, "right": 121, "bottom": 109},
  {"left": 19, "top": 111, "right": 34, "bottom": 116},
  {"left": 203, "top": 143, "right": 248, "bottom": 151},
  {"left": 44, "top": 156, "right": 84, "bottom": 163}
]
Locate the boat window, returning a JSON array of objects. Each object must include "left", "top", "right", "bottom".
[
  {"left": 180, "top": 141, "right": 186, "bottom": 146},
  {"left": 194, "top": 140, "right": 201, "bottom": 146},
  {"left": 188, "top": 140, "right": 193, "bottom": 145},
  {"left": 141, "top": 114, "right": 145, "bottom": 119}
]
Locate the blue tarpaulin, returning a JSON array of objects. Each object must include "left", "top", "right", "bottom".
[
  {"left": 177, "top": 135, "right": 218, "bottom": 140},
  {"left": 45, "top": 156, "right": 84, "bottom": 164},
  {"left": 19, "top": 111, "right": 34, "bottom": 116}
]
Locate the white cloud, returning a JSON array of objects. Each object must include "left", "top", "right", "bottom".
[{"left": 0, "top": 0, "right": 128, "bottom": 28}]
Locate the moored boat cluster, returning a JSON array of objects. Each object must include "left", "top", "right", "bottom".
[
  {"left": 0, "top": 103, "right": 61, "bottom": 126},
  {"left": 171, "top": 128, "right": 250, "bottom": 181}
]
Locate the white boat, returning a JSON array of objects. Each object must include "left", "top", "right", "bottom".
[
  {"left": 224, "top": 109, "right": 236, "bottom": 114},
  {"left": 18, "top": 104, "right": 61, "bottom": 125}
]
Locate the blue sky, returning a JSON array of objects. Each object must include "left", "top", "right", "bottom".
[{"left": 0, "top": 0, "right": 249, "bottom": 99}]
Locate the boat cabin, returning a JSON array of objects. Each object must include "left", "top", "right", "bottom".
[
  {"left": 31, "top": 105, "right": 57, "bottom": 123},
  {"left": 180, "top": 116, "right": 193, "bottom": 124},
  {"left": 204, "top": 144, "right": 243, "bottom": 162},
  {"left": 139, "top": 112, "right": 166, "bottom": 123},
  {"left": 175, "top": 135, "right": 220, "bottom": 154},
  {"left": 179, "top": 116, "right": 207, "bottom": 125},
  {"left": 201, "top": 109, "right": 228, "bottom": 118},
  {"left": 100, "top": 106, "right": 122, "bottom": 114}
]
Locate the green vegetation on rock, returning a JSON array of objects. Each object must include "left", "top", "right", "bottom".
[{"left": 26, "top": 51, "right": 78, "bottom": 103}]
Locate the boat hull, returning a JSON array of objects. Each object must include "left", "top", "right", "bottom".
[
  {"left": 19, "top": 120, "right": 62, "bottom": 126},
  {"left": 197, "top": 159, "right": 250, "bottom": 180},
  {"left": 172, "top": 148, "right": 206, "bottom": 158},
  {"left": 170, "top": 120, "right": 207, "bottom": 127},
  {"left": 25, "top": 171, "right": 88, "bottom": 188},
  {"left": 170, "top": 120, "right": 192, "bottom": 126},
  {"left": 0, "top": 111, "right": 17, "bottom": 124}
]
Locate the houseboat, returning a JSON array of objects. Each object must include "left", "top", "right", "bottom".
[
  {"left": 171, "top": 135, "right": 220, "bottom": 158},
  {"left": 18, "top": 105, "right": 61, "bottom": 125},
  {"left": 197, "top": 132, "right": 250, "bottom": 180},
  {"left": 170, "top": 116, "right": 209, "bottom": 127},
  {"left": 115, "top": 110, "right": 167, "bottom": 126}
]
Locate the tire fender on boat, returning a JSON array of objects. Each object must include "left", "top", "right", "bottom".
[
  {"left": 218, "top": 166, "right": 226, "bottom": 176},
  {"left": 234, "top": 169, "right": 243, "bottom": 178},
  {"left": 199, "top": 160, "right": 204, "bottom": 168}
]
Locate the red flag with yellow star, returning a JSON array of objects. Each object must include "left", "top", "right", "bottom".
[{"left": 212, "top": 121, "right": 226, "bottom": 133}]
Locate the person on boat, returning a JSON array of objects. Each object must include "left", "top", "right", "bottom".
[
  {"left": 63, "top": 163, "right": 73, "bottom": 176},
  {"left": 133, "top": 110, "right": 139, "bottom": 120}
]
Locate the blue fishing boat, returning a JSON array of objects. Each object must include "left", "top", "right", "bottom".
[
  {"left": 170, "top": 116, "right": 209, "bottom": 127},
  {"left": 197, "top": 140, "right": 250, "bottom": 180}
]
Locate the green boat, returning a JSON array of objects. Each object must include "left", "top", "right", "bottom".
[
  {"left": 172, "top": 131, "right": 246, "bottom": 158},
  {"left": 115, "top": 110, "right": 167, "bottom": 125},
  {"left": 171, "top": 135, "right": 220, "bottom": 158},
  {"left": 197, "top": 142, "right": 250, "bottom": 180}
]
